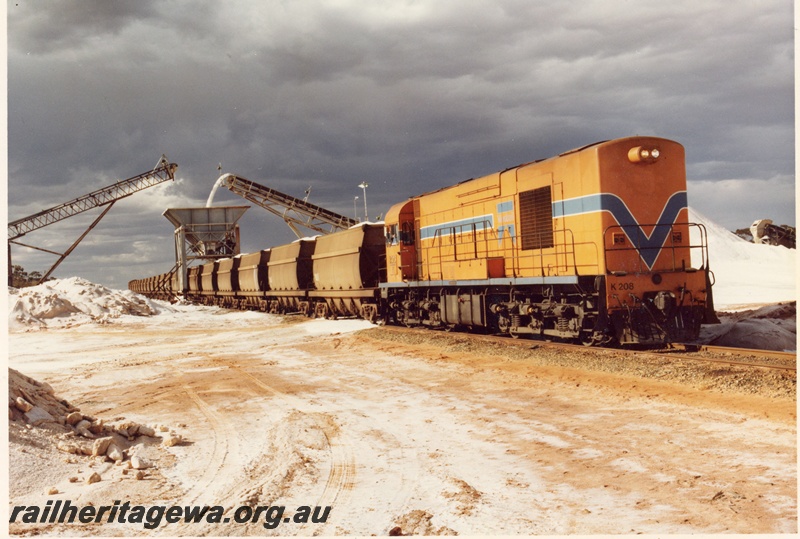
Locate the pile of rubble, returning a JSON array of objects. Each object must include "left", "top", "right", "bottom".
[
  {"left": 9, "top": 368, "right": 80, "bottom": 426},
  {"left": 9, "top": 368, "right": 183, "bottom": 473}
]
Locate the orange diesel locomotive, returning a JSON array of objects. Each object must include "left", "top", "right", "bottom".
[{"left": 383, "top": 136, "right": 717, "bottom": 345}]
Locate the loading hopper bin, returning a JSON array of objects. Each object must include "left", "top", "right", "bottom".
[{"left": 164, "top": 205, "right": 249, "bottom": 293}]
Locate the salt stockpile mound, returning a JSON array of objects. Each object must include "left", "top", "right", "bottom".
[
  {"left": 689, "top": 208, "right": 796, "bottom": 351},
  {"left": 689, "top": 208, "right": 796, "bottom": 310},
  {"left": 8, "top": 277, "right": 172, "bottom": 330}
]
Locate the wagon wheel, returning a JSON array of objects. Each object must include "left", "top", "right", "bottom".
[{"left": 362, "top": 305, "right": 377, "bottom": 324}]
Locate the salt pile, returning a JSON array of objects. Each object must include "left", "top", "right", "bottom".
[
  {"left": 8, "top": 276, "right": 172, "bottom": 330},
  {"left": 690, "top": 208, "right": 796, "bottom": 310}
]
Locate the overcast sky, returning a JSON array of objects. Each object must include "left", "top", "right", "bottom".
[{"left": 7, "top": 0, "right": 795, "bottom": 289}]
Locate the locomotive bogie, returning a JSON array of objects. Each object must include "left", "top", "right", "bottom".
[{"left": 383, "top": 278, "right": 604, "bottom": 343}]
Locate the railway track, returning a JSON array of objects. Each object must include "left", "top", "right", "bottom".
[
  {"left": 373, "top": 326, "right": 796, "bottom": 373},
  {"left": 668, "top": 344, "right": 796, "bottom": 371},
  {"left": 674, "top": 343, "right": 795, "bottom": 359}
]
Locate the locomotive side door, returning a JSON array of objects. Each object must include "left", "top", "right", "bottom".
[
  {"left": 384, "top": 199, "right": 419, "bottom": 282},
  {"left": 400, "top": 218, "right": 418, "bottom": 280}
]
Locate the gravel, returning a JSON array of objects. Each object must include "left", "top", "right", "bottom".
[{"left": 359, "top": 327, "right": 796, "bottom": 400}]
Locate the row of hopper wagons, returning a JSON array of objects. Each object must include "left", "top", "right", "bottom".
[{"left": 129, "top": 223, "right": 387, "bottom": 321}]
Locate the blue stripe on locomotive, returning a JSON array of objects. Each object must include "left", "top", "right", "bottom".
[{"left": 418, "top": 214, "right": 495, "bottom": 241}]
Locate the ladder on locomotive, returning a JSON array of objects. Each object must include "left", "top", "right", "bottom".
[{"left": 8, "top": 156, "right": 178, "bottom": 285}]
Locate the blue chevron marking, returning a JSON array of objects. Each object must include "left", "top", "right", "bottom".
[{"left": 553, "top": 191, "right": 688, "bottom": 269}]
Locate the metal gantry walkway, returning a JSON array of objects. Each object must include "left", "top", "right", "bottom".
[{"left": 8, "top": 156, "right": 178, "bottom": 285}]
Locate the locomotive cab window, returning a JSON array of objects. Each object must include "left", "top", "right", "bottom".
[
  {"left": 386, "top": 224, "right": 398, "bottom": 245},
  {"left": 519, "top": 186, "right": 554, "bottom": 250}
]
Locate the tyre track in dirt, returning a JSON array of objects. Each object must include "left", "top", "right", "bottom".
[
  {"left": 175, "top": 382, "right": 239, "bottom": 506},
  {"left": 215, "top": 358, "right": 358, "bottom": 535},
  {"left": 273, "top": 346, "right": 481, "bottom": 533},
  {"left": 126, "top": 363, "right": 259, "bottom": 536}
]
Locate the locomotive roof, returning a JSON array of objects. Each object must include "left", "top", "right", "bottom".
[{"left": 409, "top": 138, "right": 612, "bottom": 200}]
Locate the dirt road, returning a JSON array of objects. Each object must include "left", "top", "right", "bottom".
[{"left": 8, "top": 308, "right": 797, "bottom": 535}]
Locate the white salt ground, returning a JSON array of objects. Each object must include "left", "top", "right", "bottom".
[
  {"left": 5, "top": 209, "right": 797, "bottom": 535},
  {"left": 689, "top": 208, "right": 795, "bottom": 311},
  {"left": 7, "top": 299, "right": 797, "bottom": 534}
]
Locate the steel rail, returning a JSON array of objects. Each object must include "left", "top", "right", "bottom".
[{"left": 673, "top": 343, "right": 796, "bottom": 361}]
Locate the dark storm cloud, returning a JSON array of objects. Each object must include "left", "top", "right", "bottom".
[
  {"left": 7, "top": 0, "right": 794, "bottom": 288},
  {"left": 10, "top": 0, "right": 160, "bottom": 54}
]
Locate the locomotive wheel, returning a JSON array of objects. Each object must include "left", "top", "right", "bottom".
[
  {"left": 398, "top": 311, "right": 411, "bottom": 327},
  {"left": 581, "top": 331, "right": 613, "bottom": 347},
  {"left": 497, "top": 315, "right": 511, "bottom": 335}
]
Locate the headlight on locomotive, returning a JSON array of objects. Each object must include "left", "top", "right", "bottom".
[{"left": 628, "top": 146, "right": 661, "bottom": 163}]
